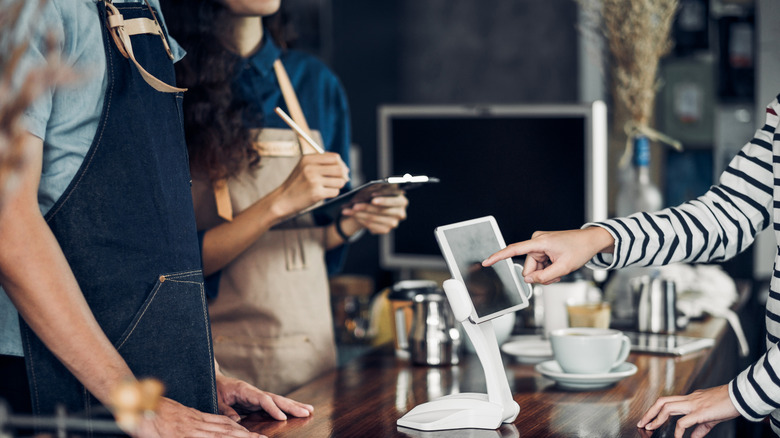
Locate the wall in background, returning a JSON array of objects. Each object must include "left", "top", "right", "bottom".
[
  {"left": 395, "top": 2, "right": 578, "bottom": 104},
  {"left": 282, "top": 0, "right": 775, "bottom": 286},
  {"left": 321, "top": 0, "right": 579, "bottom": 288}
]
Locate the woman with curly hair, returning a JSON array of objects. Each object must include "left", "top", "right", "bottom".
[{"left": 160, "top": 0, "right": 409, "bottom": 395}]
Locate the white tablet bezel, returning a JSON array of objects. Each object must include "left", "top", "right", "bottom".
[{"left": 434, "top": 215, "right": 530, "bottom": 324}]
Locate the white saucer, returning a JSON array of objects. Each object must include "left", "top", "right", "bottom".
[
  {"left": 500, "top": 335, "right": 553, "bottom": 364},
  {"left": 534, "top": 360, "right": 637, "bottom": 390}
]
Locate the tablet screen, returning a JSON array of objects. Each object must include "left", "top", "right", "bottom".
[{"left": 436, "top": 217, "right": 528, "bottom": 322}]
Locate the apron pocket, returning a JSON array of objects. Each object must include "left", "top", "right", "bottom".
[
  {"left": 112, "top": 270, "right": 217, "bottom": 413},
  {"left": 114, "top": 270, "right": 205, "bottom": 350}
]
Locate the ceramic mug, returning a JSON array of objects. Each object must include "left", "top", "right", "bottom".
[
  {"left": 549, "top": 327, "right": 631, "bottom": 374},
  {"left": 566, "top": 299, "right": 611, "bottom": 329}
]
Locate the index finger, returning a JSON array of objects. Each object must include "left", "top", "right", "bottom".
[
  {"left": 315, "top": 152, "right": 350, "bottom": 179},
  {"left": 269, "top": 394, "right": 314, "bottom": 417},
  {"left": 637, "top": 396, "right": 687, "bottom": 429},
  {"left": 482, "top": 241, "right": 532, "bottom": 267},
  {"left": 371, "top": 193, "right": 408, "bottom": 207}
]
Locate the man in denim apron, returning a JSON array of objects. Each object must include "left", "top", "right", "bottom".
[{"left": 0, "top": 1, "right": 311, "bottom": 435}]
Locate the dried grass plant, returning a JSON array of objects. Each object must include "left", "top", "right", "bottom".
[
  {"left": 0, "top": 0, "right": 74, "bottom": 205},
  {"left": 578, "top": 0, "right": 678, "bottom": 125}
]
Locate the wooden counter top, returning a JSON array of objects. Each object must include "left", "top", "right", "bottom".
[{"left": 241, "top": 312, "right": 740, "bottom": 438}]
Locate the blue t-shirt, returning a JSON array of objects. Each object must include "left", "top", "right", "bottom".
[
  {"left": 0, "top": 0, "right": 185, "bottom": 357},
  {"left": 233, "top": 36, "right": 352, "bottom": 274}
]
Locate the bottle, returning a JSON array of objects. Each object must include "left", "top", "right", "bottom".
[{"left": 616, "top": 136, "right": 663, "bottom": 217}]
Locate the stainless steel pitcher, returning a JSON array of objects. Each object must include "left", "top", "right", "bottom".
[
  {"left": 407, "top": 291, "right": 461, "bottom": 366},
  {"left": 633, "top": 275, "right": 678, "bottom": 334}
]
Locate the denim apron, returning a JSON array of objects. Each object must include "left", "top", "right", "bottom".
[{"left": 19, "top": 1, "right": 217, "bottom": 419}]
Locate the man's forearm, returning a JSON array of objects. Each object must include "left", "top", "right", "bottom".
[
  {"left": 0, "top": 203, "right": 135, "bottom": 405},
  {"left": 0, "top": 135, "right": 135, "bottom": 407}
]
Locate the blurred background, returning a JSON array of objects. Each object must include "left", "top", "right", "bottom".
[{"left": 281, "top": 0, "right": 773, "bottom": 288}]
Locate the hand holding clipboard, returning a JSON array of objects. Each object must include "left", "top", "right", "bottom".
[
  {"left": 273, "top": 106, "right": 438, "bottom": 228},
  {"left": 274, "top": 174, "right": 439, "bottom": 227}
]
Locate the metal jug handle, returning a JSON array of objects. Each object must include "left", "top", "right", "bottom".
[{"left": 395, "top": 306, "right": 409, "bottom": 351}]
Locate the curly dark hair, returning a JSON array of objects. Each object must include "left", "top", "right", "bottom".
[{"left": 159, "top": 0, "right": 294, "bottom": 182}]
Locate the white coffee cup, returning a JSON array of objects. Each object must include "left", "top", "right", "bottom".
[{"left": 549, "top": 327, "right": 631, "bottom": 374}]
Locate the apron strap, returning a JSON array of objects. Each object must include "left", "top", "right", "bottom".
[
  {"left": 213, "top": 179, "right": 234, "bottom": 223},
  {"left": 104, "top": 0, "right": 186, "bottom": 93},
  {"left": 273, "top": 59, "right": 319, "bottom": 155},
  {"left": 213, "top": 59, "right": 315, "bottom": 222}
]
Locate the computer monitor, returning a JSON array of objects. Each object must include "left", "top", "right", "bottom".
[{"left": 378, "top": 101, "right": 608, "bottom": 276}]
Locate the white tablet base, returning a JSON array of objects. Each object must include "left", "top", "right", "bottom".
[{"left": 397, "top": 270, "right": 525, "bottom": 431}]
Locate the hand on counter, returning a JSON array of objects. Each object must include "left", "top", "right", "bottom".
[
  {"left": 637, "top": 384, "right": 739, "bottom": 438},
  {"left": 215, "top": 363, "right": 314, "bottom": 422},
  {"left": 132, "top": 396, "right": 264, "bottom": 437}
]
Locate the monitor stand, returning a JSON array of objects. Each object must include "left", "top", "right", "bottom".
[{"left": 397, "top": 270, "right": 526, "bottom": 431}]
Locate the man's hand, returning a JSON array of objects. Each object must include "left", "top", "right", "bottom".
[
  {"left": 215, "top": 367, "right": 314, "bottom": 422},
  {"left": 132, "top": 397, "right": 265, "bottom": 438}
]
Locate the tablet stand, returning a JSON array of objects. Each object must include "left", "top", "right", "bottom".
[{"left": 397, "top": 265, "right": 527, "bottom": 431}]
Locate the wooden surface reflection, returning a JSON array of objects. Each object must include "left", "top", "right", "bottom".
[{"left": 242, "top": 315, "right": 734, "bottom": 438}]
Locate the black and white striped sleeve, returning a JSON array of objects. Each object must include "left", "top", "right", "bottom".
[
  {"left": 729, "top": 345, "right": 780, "bottom": 422},
  {"left": 585, "top": 100, "right": 780, "bottom": 422},
  {"left": 585, "top": 102, "right": 777, "bottom": 271}
]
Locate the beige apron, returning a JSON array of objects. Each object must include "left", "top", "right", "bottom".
[{"left": 191, "top": 61, "right": 337, "bottom": 395}]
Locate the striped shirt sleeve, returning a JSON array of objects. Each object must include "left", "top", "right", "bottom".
[
  {"left": 585, "top": 99, "right": 780, "bottom": 421},
  {"left": 730, "top": 344, "right": 780, "bottom": 421},
  {"left": 585, "top": 101, "right": 777, "bottom": 270}
]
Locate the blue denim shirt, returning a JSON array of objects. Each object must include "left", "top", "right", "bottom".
[
  {"left": 0, "top": 0, "right": 185, "bottom": 357},
  {"left": 233, "top": 36, "right": 352, "bottom": 274}
]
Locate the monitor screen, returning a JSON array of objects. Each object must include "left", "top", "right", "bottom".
[{"left": 378, "top": 102, "right": 607, "bottom": 273}]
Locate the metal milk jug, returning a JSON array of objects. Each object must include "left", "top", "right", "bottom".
[
  {"left": 408, "top": 291, "right": 460, "bottom": 366},
  {"left": 390, "top": 280, "right": 439, "bottom": 358},
  {"left": 633, "top": 275, "right": 678, "bottom": 334}
]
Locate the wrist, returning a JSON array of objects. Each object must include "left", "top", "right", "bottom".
[
  {"left": 336, "top": 214, "right": 364, "bottom": 243},
  {"left": 588, "top": 226, "right": 615, "bottom": 253},
  {"left": 265, "top": 189, "right": 296, "bottom": 223}
]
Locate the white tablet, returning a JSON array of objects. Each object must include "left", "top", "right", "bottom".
[
  {"left": 435, "top": 216, "right": 530, "bottom": 323},
  {"left": 624, "top": 331, "right": 715, "bottom": 356}
]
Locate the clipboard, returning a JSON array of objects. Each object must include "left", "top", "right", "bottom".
[{"left": 274, "top": 174, "right": 439, "bottom": 228}]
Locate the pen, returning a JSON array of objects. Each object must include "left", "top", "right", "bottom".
[{"left": 274, "top": 107, "right": 326, "bottom": 154}]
